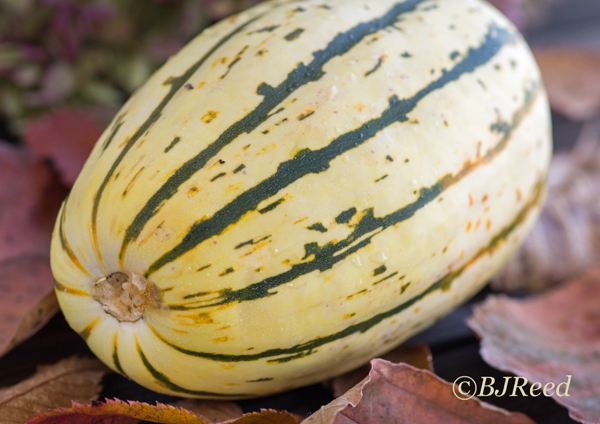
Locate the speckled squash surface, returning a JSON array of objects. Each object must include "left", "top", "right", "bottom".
[{"left": 50, "top": 0, "right": 552, "bottom": 398}]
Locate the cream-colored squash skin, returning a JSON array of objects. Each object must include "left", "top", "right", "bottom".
[{"left": 51, "top": 0, "right": 551, "bottom": 398}]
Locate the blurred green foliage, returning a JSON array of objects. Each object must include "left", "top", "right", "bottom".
[
  {"left": 0, "top": 0, "right": 550, "bottom": 135},
  {"left": 0, "top": 0, "right": 261, "bottom": 134}
]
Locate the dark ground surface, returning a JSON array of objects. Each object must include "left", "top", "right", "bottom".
[{"left": 1, "top": 1, "right": 599, "bottom": 423}]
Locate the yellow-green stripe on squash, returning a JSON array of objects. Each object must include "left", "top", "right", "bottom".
[{"left": 51, "top": 0, "right": 551, "bottom": 398}]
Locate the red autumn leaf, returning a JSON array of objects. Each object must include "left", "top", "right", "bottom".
[
  {"left": 304, "top": 359, "right": 534, "bottom": 424},
  {"left": 0, "top": 143, "right": 65, "bottom": 264},
  {"left": 27, "top": 399, "right": 299, "bottom": 424},
  {"left": 0, "top": 142, "right": 66, "bottom": 357},
  {"left": 23, "top": 108, "right": 104, "bottom": 186},
  {"left": 534, "top": 48, "right": 600, "bottom": 121},
  {"left": 0, "top": 356, "right": 107, "bottom": 424},
  {"left": 323, "top": 344, "right": 433, "bottom": 398},
  {"left": 0, "top": 256, "right": 58, "bottom": 358},
  {"left": 468, "top": 268, "right": 600, "bottom": 424},
  {"left": 172, "top": 400, "right": 243, "bottom": 423}
]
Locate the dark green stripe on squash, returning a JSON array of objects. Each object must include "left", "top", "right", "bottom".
[
  {"left": 373, "top": 271, "right": 399, "bottom": 285},
  {"left": 113, "top": 333, "right": 126, "bottom": 375},
  {"left": 79, "top": 317, "right": 100, "bottom": 341},
  {"left": 135, "top": 337, "right": 246, "bottom": 397},
  {"left": 58, "top": 197, "right": 92, "bottom": 277},
  {"left": 166, "top": 82, "right": 539, "bottom": 310},
  {"left": 144, "top": 24, "right": 517, "bottom": 278},
  {"left": 88, "top": 9, "right": 271, "bottom": 264},
  {"left": 118, "top": 0, "right": 431, "bottom": 265},
  {"left": 149, "top": 175, "right": 544, "bottom": 367},
  {"left": 307, "top": 222, "right": 328, "bottom": 233},
  {"left": 101, "top": 115, "right": 125, "bottom": 153},
  {"left": 164, "top": 136, "right": 181, "bottom": 153}
]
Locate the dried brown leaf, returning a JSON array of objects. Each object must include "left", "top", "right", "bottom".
[
  {"left": 27, "top": 400, "right": 299, "bottom": 424},
  {"left": 469, "top": 268, "right": 600, "bottom": 424},
  {"left": 23, "top": 108, "right": 104, "bottom": 186},
  {"left": 493, "top": 121, "right": 600, "bottom": 292},
  {"left": 221, "top": 409, "right": 300, "bottom": 424},
  {"left": 323, "top": 344, "right": 433, "bottom": 398},
  {"left": 304, "top": 359, "right": 534, "bottom": 424},
  {"left": 0, "top": 356, "right": 108, "bottom": 424},
  {"left": 27, "top": 399, "right": 207, "bottom": 424},
  {"left": 534, "top": 48, "right": 600, "bottom": 120},
  {"left": 0, "top": 256, "right": 58, "bottom": 357},
  {"left": 0, "top": 142, "right": 66, "bottom": 357},
  {"left": 0, "top": 143, "right": 65, "bottom": 264},
  {"left": 172, "top": 400, "right": 243, "bottom": 423}
]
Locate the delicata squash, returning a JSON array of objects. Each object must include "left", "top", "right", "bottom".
[{"left": 51, "top": 0, "right": 552, "bottom": 398}]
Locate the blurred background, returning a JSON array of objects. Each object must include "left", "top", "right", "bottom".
[{"left": 0, "top": 0, "right": 580, "bottom": 144}]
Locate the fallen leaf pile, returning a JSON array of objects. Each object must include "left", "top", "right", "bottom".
[
  {"left": 470, "top": 268, "right": 600, "bottom": 424},
  {"left": 534, "top": 49, "right": 600, "bottom": 121},
  {"left": 492, "top": 120, "right": 600, "bottom": 292},
  {"left": 1, "top": 354, "right": 534, "bottom": 424},
  {"left": 0, "top": 356, "right": 107, "bottom": 424},
  {"left": 306, "top": 360, "right": 534, "bottom": 424},
  {"left": 322, "top": 344, "right": 433, "bottom": 398},
  {"left": 27, "top": 399, "right": 300, "bottom": 424},
  {"left": 0, "top": 143, "right": 66, "bottom": 358},
  {"left": 492, "top": 48, "right": 600, "bottom": 292}
]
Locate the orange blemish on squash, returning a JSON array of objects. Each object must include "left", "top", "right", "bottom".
[
  {"left": 221, "top": 364, "right": 235, "bottom": 370},
  {"left": 486, "top": 219, "right": 492, "bottom": 230},
  {"left": 257, "top": 144, "right": 276, "bottom": 155},
  {"left": 466, "top": 221, "right": 472, "bottom": 232},
  {"left": 138, "top": 221, "right": 165, "bottom": 247},
  {"left": 201, "top": 110, "right": 219, "bottom": 124},
  {"left": 354, "top": 103, "right": 365, "bottom": 112},
  {"left": 226, "top": 182, "right": 243, "bottom": 193},
  {"left": 213, "top": 336, "right": 229, "bottom": 343},
  {"left": 482, "top": 194, "right": 488, "bottom": 203},
  {"left": 474, "top": 219, "right": 481, "bottom": 230},
  {"left": 54, "top": 279, "right": 90, "bottom": 297},
  {"left": 217, "top": 303, "right": 235, "bottom": 311},
  {"left": 212, "top": 57, "right": 228, "bottom": 68},
  {"left": 189, "top": 312, "right": 214, "bottom": 325},
  {"left": 255, "top": 33, "right": 276, "bottom": 49},
  {"left": 118, "top": 135, "right": 132, "bottom": 149},
  {"left": 484, "top": 206, "right": 490, "bottom": 213},
  {"left": 468, "top": 194, "right": 473, "bottom": 206},
  {"left": 241, "top": 240, "right": 271, "bottom": 257},
  {"left": 187, "top": 186, "right": 199, "bottom": 198},
  {"left": 343, "top": 313, "right": 356, "bottom": 319}
]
